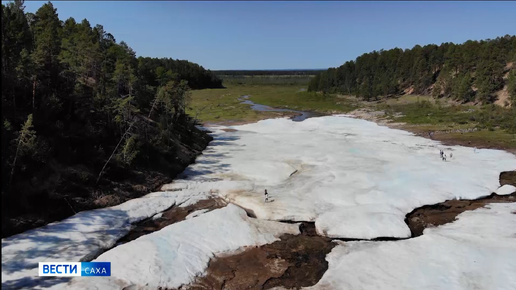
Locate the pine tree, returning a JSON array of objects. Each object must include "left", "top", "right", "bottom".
[
  {"left": 31, "top": 2, "right": 62, "bottom": 110},
  {"left": 452, "top": 73, "right": 474, "bottom": 103},
  {"left": 9, "top": 114, "right": 37, "bottom": 184}
]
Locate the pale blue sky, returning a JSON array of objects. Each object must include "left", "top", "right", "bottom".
[{"left": 19, "top": 1, "right": 516, "bottom": 70}]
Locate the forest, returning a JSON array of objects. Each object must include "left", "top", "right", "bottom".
[
  {"left": 309, "top": 36, "right": 516, "bottom": 104},
  {"left": 1, "top": 1, "right": 223, "bottom": 237}
]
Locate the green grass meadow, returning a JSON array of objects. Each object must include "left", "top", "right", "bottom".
[{"left": 187, "top": 75, "right": 515, "bottom": 150}]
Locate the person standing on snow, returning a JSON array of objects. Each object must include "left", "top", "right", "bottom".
[{"left": 264, "top": 189, "right": 269, "bottom": 202}]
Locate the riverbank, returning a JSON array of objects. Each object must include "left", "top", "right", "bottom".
[
  {"left": 191, "top": 84, "right": 516, "bottom": 153},
  {"left": 2, "top": 121, "right": 213, "bottom": 238},
  {"left": 346, "top": 108, "right": 516, "bottom": 155},
  {"left": 2, "top": 115, "right": 515, "bottom": 289}
]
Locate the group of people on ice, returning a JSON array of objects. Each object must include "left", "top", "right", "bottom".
[{"left": 440, "top": 149, "right": 453, "bottom": 161}]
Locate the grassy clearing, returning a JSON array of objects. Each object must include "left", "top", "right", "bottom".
[
  {"left": 375, "top": 99, "right": 516, "bottom": 150},
  {"left": 187, "top": 87, "right": 257, "bottom": 123},
  {"left": 188, "top": 84, "right": 356, "bottom": 123},
  {"left": 188, "top": 76, "right": 515, "bottom": 150},
  {"left": 379, "top": 101, "right": 516, "bottom": 132},
  {"left": 436, "top": 130, "right": 516, "bottom": 151},
  {"left": 380, "top": 101, "right": 477, "bottom": 127},
  {"left": 382, "top": 94, "right": 458, "bottom": 106},
  {"left": 219, "top": 75, "right": 314, "bottom": 86}
]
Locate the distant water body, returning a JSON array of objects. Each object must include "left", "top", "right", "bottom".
[{"left": 238, "top": 95, "right": 322, "bottom": 122}]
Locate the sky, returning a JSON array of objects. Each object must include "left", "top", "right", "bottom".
[{"left": 19, "top": 1, "right": 516, "bottom": 70}]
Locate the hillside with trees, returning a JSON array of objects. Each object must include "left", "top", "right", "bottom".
[
  {"left": 309, "top": 36, "right": 516, "bottom": 105},
  {"left": 1, "top": 1, "right": 223, "bottom": 237}
]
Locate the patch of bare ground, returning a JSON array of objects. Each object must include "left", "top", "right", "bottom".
[
  {"left": 347, "top": 108, "right": 404, "bottom": 127},
  {"left": 494, "top": 85, "right": 511, "bottom": 108},
  {"left": 180, "top": 222, "right": 335, "bottom": 290},
  {"left": 500, "top": 170, "right": 516, "bottom": 186},
  {"left": 116, "top": 197, "right": 227, "bottom": 244},
  {"left": 405, "top": 173, "right": 516, "bottom": 237},
  {"left": 494, "top": 62, "right": 514, "bottom": 108},
  {"left": 168, "top": 172, "right": 516, "bottom": 290}
]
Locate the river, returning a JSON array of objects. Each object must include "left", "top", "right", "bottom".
[{"left": 238, "top": 95, "right": 323, "bottom": 121}]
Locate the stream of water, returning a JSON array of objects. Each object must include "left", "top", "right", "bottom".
[{"left": 238, "top": 95, "right": 323, "bottom": 122}]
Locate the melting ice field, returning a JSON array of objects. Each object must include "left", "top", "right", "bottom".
[
  {"left": 173, "top": 115, "right": 516, "bottom": 238},
  {"left": 2, "top": 115, "right": 515, "bottom": 289},
  {"left": 308, "top": 202, "right": 516, "bottom": 290}
]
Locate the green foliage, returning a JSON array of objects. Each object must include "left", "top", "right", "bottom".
[
  {"left": 15, "top": 114, "right": 37, "bottom": 157},
  {"left": 0, "top": 1, "right": 222, "bottom": 232},
  {"left": 220, "top": 74, "right": 314, "bottom": 86},
  {"left": 381, "top": 101, "right": 516, "bottom": 134},
  {"left": 452, "top": 73, "right": 474, "bottom": 103},
  {"left": 119, "top": 135, "right": 140, "bottom": 165},
  {"left": 112, "top": 96, "right": 140, "bottom": 127},
  {"left": 31, "top": 2, "right": 61, "bottom": 96},
  {"left": 475, "top": 59, "right": 504, "bottom": 104},
  {"left": 189, "top": 84, "right": 356, "bottom": 123},
  {"left": 309, "top": 35, "right": 516, "bottom": 103},
  {"left": 157, "top": 80, "right": 191, "bottom": 118},
  {"left": 3, "top": 119, "right": 12, "bottom": 131}
]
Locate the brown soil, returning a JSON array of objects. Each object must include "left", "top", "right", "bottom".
[
  {"left": 180, "top": 222, "right": 336, "bottom": 290},
  {"left": 117, "top": 197, "right": 227, "bottom": 244},
  {"left": 500, "top": 171, "right": 516, "bottom": 186},
  {"left": 405, "top": 191, "right": 516, "bottom": 237}
]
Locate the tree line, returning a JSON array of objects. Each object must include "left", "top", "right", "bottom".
[
  {"left": 215, "top": 69, "right": 324, "bottom": 76},
  {"left": 1, "top": 1, "right": 222, "bottom": 235},
  {"left": 309, "top": 35, "right": 516, "bottom": 104}
]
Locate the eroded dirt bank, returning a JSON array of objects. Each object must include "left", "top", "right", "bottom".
[
  {"left": 175, "top": 171, "right": 515, "bottom": 290},
  {"left": 406, "top": 171, "right": 515, "bottom": 237},
  {"left": 85, "top": 168, "right": 515, "bottom": 290},
  {"left": 180, "top": 223, "right": 335, "bottom": 290},
  {"left": 500, "top": 170, "right": 516, "bottom": 186},
  {"left": 406, "top": 192, "right": 515, "bottom": 237}
]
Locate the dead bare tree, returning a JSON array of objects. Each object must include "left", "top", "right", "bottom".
[
  {"left": 96, "top": 88, "right": 164, "bottom": 185},
  {"left": 95, "top": 120, "right": 136, "bottom": 184}
]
